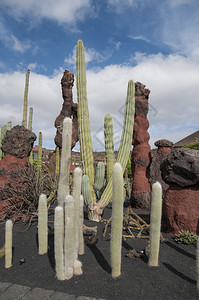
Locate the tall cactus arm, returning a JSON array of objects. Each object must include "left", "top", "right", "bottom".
[
  {"left": 99, "top": 80, "right": 135, "bottom": 209},
  {"left": 22, "top": 69, "right": 30, "bottom": 128},
  {"left": 76, "top": 40, "right": 95, "bottom": 203},
  {"left": 104, "top": 113, "right": 115, "bottom": 183}
]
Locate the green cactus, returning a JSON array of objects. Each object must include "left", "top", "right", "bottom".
[
  {"left": 5, "top": 219, "right": 13, "bottom": 269},
  {"left": 110, "top": 163, "right": 124, "bottom": 278},
  {"left": 99, "top": 80, "right": 135, "bottom": 210},
  {"left": 28, "top": 107, "right": 33, "bottom": 131},
  {"left": 76, "top": 40, "right": 96, "bottom": 204},
  {"left": 36, "top": 132, "right": 42, "bottom": 176},
  {"left": 94, "top": 162, "right": 105, "bottom": 194},
  {"left": 38, "top": 194, "right": 48, "bottom": 255},
  {"left": 0, "top": 125, "right": 8, "bottom": 160},
  {"left": 22, "top": 69, "right": 30, "bottom": 128},
  {"left": 7, "top": 121, "right": 12, "bottom": 131},
  {"left": 57, "top": 118, "right": 72, "bottom": 207},
  {"left": 148, "top": 181, "right": 163, "bottom": 267},
  {"left": 81, "top": 174, "right": 91, "bottom": 206},
  {"left": 104, "top": 113, "right": 115, "bottom": 183}
]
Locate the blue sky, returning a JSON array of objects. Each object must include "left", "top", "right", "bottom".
[{"left": 0, "top": 0, "right": 199, "bottom": 151}]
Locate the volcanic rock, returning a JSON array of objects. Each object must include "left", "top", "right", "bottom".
[
  {"left": 131, "top": 82, "right": 151, "bottom": 210},
  {"left": 160, "top": 148, "right": 199, "bottom": 187},
  {"left": 54, "top": 70, "right": 79, "bottom": 149},
  {"left": 1, "top": 125, "right": 36, "bottom": 159}
]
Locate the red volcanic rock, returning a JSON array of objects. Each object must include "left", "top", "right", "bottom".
[
  {"left": 163, "top": 183, "right": 199, "bottom": 235},
  {"left": 157, "top": 147, "right": 171, "bottom": 155},
  {"left": 54, "top": 70, "right": 79, "bottom": 149},
  {"left": 154, "top": 139, "right": 173, "bottom": 155},
  {"left": 131, "top": 82, "right": 151, "bottom": 210}
]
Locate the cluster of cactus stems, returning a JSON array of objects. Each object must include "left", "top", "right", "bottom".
[
  {"left": 148, "top": 182, "right": 163, "bottom": 267},
  {"left": 76, "top": 40, "right": 135, "bottom": 221},
  {"left": 111, "top": 163, "right": 124, "bottom": 278},
  {"left": 54, "top": 117, "right": 84, "bottom": 280}
]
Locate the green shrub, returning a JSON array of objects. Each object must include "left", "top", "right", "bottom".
[
  {"left": 182, "top": 142, "right": 199, "bottom": 150},
  {"left": 174, "top": 230, "right": 198, "bottom": 245}
]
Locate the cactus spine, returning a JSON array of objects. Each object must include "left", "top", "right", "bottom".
[
  {"left": 22, "top": 69, "right": 30, "bottom": 128},
  {"left": 28, "top": 107, "right": 33, "bottom": 131},
  {"left": 99, "top": 80, "right": 135, "bottom": 209},
  {"left": 38, "top": 194, "right": 48, "bottom": 255},
  {"left": 111, "top": 163, "right": 123, "bottom": 278},
  {"left": 5, "top": 220, "right": 13, "bottom": 269},
  {"left": 57, "top": 118, "right": 72, "bottom": 207},
  {"left": 104, "top": 113, "right": 114, "bottom": 183},
  {"left": 148, "top": 182, "right": 162, "bottom": 267},
  {"left": 81, "top": 175, "right": 91, "bottom": 206},
  {"left": 76, "top": 40, "right": 95, "bottom": 204}
]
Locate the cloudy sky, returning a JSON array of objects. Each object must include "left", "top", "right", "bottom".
[{"left": 0, "top": 0, "right": 198, "bottom": 151}]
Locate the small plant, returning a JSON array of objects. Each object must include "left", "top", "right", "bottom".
[
  {"left": 174, "top": 230, "right": 198, "bottom": 245},
  {"left": 182, "top": 142, "right": 199, "bottom": 150}
]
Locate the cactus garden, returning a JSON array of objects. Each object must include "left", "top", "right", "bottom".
[{"left": 0, "top": 40, "right": 198, "bottom": 299}]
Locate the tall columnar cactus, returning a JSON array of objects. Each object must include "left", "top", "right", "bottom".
[
  {"left": 37, "top": 132, "right": 42, "bottom": 176},
  {"left": 57, "top": 118, "right": 72, "bottom": 207},
  {"left": 76, "top": 40, "right": 96, "bottom": 204},
  {"left": 28, "top": 107, "right": 33, "bottom": 131},
  {"left": 94, "top": 162, "right": 105, "bottom": 194},
  {"left": 110, "top": 163, "right": 124, "bottom": 278},
  {"left": 22, "top": 69, "right": 30, "bottom": 128},
  {"left": 78, "top": 195, "right": 84, "bottom": 255},
  {"left": 5, "top": 220, "right": 13, "bottom": 269},
  {"left": 81, "top": 175, "right": 91, "bottom": 206},
  {"left": 38, "top": 194, "right": 48, "bottom": 255},
  {"left": 99, "top": 80, "right": 135, "bottom": 210},
  {"left": 148, "top": 182, "right": 163, "bottom": 267},
  {"left": 104, "top": 113, "right": 115, "bottom": 183},
  {"left": 197, "top": 236, "right": 199, "bottom": 290}
]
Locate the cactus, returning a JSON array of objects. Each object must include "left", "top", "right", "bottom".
[
  {"left": 22, "top": 69, "right": 30, "bottom": 128},
  {"left": 28, "top": 107, "right": 33, "bottom": 131},
  {"left": 7, "top": 121, "right": 12, "bottom": 130},
  {"left": 54, "top": 206, "right": 65, "bottom": 280},
  {"left": 81, "top": 174, "right": 91, "bottom": 206},
  {"left": 148, "top": 182, "right": 162, "bottom": 267},
  {"left": 76, "top": 40, "right": 96, "bottom": 204},
  {"left": 57, "top": 118, "right": 72, "bottom": 207},
  {"left": 36, "top": 132, "right": 42, "bottom": 176},
  {"left": 38, "top": 194, "right": 48, "bottom": 255},
  {"left": 104, "top": 113, "right": 115, "bottom": 183},
  {"left": 197, "top": 236, "right": 199, "bottom": 290},
  {"left": 98, "top": 80, "right": 135, "bottom": 210},
  {"left": 110, "top": 163, "right": 124, "bottom": 278},
  {"left": 78, "top": 195, "right": 84, "bottom": 255},
  {"left": 94, "top": 162, "right": 105, "bottom": 194},
  {"left": 5, "top": 219, "right": 13, "bottom": 269}
]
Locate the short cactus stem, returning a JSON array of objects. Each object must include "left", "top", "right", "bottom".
[
  {"left": 148, "top": 182, "right": 163, "bottom": 267},
  {"left": 54, "top": 206, "right": 65, "bottom": 280},
  {"left": 111, "top": 163, "right": 124, "bottom": 278},
  {"left": 5, "top": 219, "right": 13, "bottom": 269},
  {"left": 38, "top": 194, "right": 48, "bottom": 255},
  {"left": 81, "top": 174, "right": 91, "bottom": 206},
  {"left": 94, "top": 161, "right": 105, "bottom": 193}
]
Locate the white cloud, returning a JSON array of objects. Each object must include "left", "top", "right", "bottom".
[
  {"left": 0, "top": 52, "right": 198, "bottom": 151},
  {"left": 129, "top": 35, "right": 150, "bottom": 43},
  {"left": 0, "top": 0, "right": 93, "bottom": 25}
]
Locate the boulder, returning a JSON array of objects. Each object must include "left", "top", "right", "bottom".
[
  {"left": 1, "top": 125, "right": 36, "bottom": 158},
  {"left": 163, "top": 183, "right": 199, "bottom": 235},
  {"left": 154, "top": 139, "right": 173, "bottom": 155},
  {"left": 161, "top": 148, "right": 199, "bottom": 187}
]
